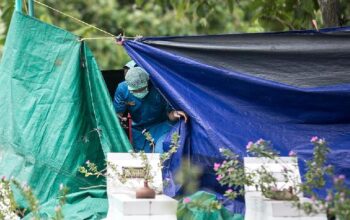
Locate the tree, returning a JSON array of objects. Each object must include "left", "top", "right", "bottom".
[
  {"left": 318, "top": 0, "right": 339, "bottom": 27},
  {"left": 1, "top": 0, "right": 349, "bottom": 68}
]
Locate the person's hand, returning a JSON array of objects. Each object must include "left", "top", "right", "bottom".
[
  {"left": 117, "top": 114, "right": 128, "bottom": 122},
  {"left": 170, "top": 110, "right": 188, "bottom": 123}
]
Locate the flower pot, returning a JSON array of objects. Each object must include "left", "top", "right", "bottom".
[{"left": 136, "top": 181, "right": 156, "bottom": 199}]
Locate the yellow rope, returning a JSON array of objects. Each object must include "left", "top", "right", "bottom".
[
  {"left": 33, "top": 0, "right": 116, "bottom": 38},
  {"left": 79, "top": 36, "right": 139, "bottom": 42},
  {"left": 78, "top": 36, "right": 115, "bottom": 42}
]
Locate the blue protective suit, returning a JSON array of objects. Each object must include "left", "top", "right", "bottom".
[{"left": 113, "top": 81, "right": 172, "bottom": 152}]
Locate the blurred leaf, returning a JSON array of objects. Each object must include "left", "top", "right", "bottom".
[
  {"left": 227, "top": 0, "right": 234, "bottom": 13},
  {"left": 0, "top": 35, "right": 5, "bottom": 44},
  {"left": 135, "top": 0, "right": 144, "bottom": 7}
]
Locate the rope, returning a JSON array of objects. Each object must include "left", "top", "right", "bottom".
[
  {"left": 33, "top": 0, "right": 116, "bottom": 37},
  {"left": 78, "top": 37, "right": 116, "bottom": 42},
  {"left": 79, "top": 36, "right": 139, "bottom": 42}
]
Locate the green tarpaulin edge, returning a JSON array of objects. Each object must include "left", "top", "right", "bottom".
[
  {"left": 177, "top": 191, "right": 244, "bottom": 220},
  {"left": 0, "top": 11, "right": 131, "bottom": 219}
]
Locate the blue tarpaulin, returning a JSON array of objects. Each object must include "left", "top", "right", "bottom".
[{"left": 124, "top": 27, "right": 350, "bottom": 213}]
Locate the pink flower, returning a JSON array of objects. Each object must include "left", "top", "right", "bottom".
[
  {"left": 226, "top": 189, "right": 233, "bottom": 194},
  {"left": 246, "top": 141, "right": 254, "bottom": 151},
  {"left": 213, "top": 163, "right": 221, "bottom": 171},
  {"left": 183, "top": 197, "right": 191, "bottom": 204},
  {"left": 1, "top": 176, "right": 6, "bottom": 181},
  {"left": 216, "top": 175, "right": 223, "bottom": 181},
  {"left": 288, "top": 150, "right": 297, "bottom": 157},
  {"left": 310, "top": 136, "right": 318, "bottom": 143},
  {"left": 311, "top": 195, "right": 317, "bottom": 202},
  {"left": 333, "top": 175, "right": 346, "bottom": 184},
  {"left": 325, "top": 193, "right": 333, "bottom": 202},
  {"left": 257, "top": 139, "right": 264, "bottom": 145},
  {"left": 338, "top": 174, "right": 346, "bottom": 181}
]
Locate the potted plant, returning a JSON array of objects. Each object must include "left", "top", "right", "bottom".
[
  {"left": 214, "top": 137, "right": 350, "bottom": 219},
  {"left": 295, "top": 137, "right": 350, "bottom": 220},
  {"left": 215, "top": 139, "right": 300, "bottom": 201},
  {"left": 79, "top": 132, "right": 180, "bottom": 199}
]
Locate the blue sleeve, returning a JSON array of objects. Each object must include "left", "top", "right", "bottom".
[
  {"left": 160, "top": 94, "right": 173, "bottom": 117},
  {"left": 113, "top": 83, "right": 127, "bottom": 113},
  {"left": 166, "top": 102, "right": 173, "bottom": 113}
]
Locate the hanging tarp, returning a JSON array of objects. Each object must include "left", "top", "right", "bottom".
[
  {"left": 177, "top": 191, "right": 244, "bottom": 220},
  {"left": 0, "top": 12, "right": 131, "bottom": 219},
  {"left": 124, "top": 27, "right": 350, "bottom": 211}
]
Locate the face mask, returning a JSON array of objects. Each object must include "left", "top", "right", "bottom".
[{"left": 132, "top": 88, "right": 149, "bottom": 99}]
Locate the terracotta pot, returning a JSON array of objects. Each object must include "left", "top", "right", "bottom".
[{"left": 136, "top": 181, "right": 156, "bottom": 199}]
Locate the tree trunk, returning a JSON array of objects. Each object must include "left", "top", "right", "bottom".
[{"left": 317, "top": 0, "right": 340, "bottom": 27}]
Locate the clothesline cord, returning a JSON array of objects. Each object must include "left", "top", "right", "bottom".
[
  {"left": 78, "top": 36, "right": 137, "bottom": 42},
  {"left": 33, "top": 0, "right": 120, "bottom": 39}
]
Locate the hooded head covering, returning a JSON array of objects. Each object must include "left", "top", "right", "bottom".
[
  {"left": 123, "top": 60, "right": 138, "bottom": 69},
  {"left": 125, "top": 67, "right": 149, "bottom": 91}
]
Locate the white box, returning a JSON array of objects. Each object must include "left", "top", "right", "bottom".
[
  {"left": 105, "top": 153, "right": 177, "bottom": 220},
  {"left": 107, "top": 153, "right": 163, "bottom": 195},
  {"left": 244, "top": 157, "right": 301, "bottom": 193},
  {"left": 244, "top": 156, "right": 327, "bottom": 220},
  {"left": 105, "top": 193, "right": 177, "bottom": 220},
  {"left": 245, "top": 192, "right": 327, "bottom": 220}
]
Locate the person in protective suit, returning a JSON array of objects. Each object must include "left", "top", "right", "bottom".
[{"left": 113, "top": 66, "right": 187, "bottom": 153}]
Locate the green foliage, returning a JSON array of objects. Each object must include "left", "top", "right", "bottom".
[
  {"left": 142, "top": 129, "right": 156, "bottom": 152},
  {"left": 1, "top": 1, "right": 349, "bottom": 68},
  {"left": 79, "top": 161, "right": 106, "bottom": 178},
  {"left": 175, "top": 159, "right": 203, "bottom": 195},
  {"left": 79, "top": 132, "right": 180, "bottom": 187},
  {"left": 52, "top": 184, "right": 69, "bottom": 220},
  {"left": 159, "top": 132, "right": 180, "bottom": 167},
  {"left": 0, "top": 177, "right": 18, "bottom": 219},
  {"left": 0, "top": 177, "right": 68, "bottom": 219},
  {"left": 216, "top": 137, "right": 350, "bottom": 219},
  {"left": 216, "top": 140, "right": 299, "bottom": 201},
  {"left": 11, "top": 179, "right": 41, "bottom": 219},
  {"left": 130, "top": 150, "right": 154, "bottom": 183},
  {"left": 301, "top": 138, "right": 331, "bottom": 195},
  {"left": 180, "top": 196, "right": 222, "bottom": 211},
  {"left": 296, "top": 137, "right": 350, "bottom": 219}
]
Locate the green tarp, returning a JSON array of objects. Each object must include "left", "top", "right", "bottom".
[
  {"left": 177, "top": 191, "right": 244, "bottom": 220},
  {"left": 0, "top": 11, "right": 131, "bottom": 219}
]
